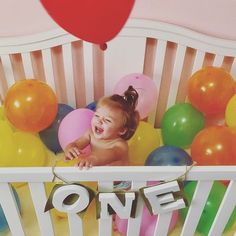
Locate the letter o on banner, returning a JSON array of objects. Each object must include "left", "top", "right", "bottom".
[{"left": 52, "top": 185, "right": 90, "bottom": 214}]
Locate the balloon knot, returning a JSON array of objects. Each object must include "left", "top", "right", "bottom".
[{"left": 100, "top": 43, "right": 107, "bottom": 51}]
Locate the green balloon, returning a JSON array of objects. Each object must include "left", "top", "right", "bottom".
[
  {"left": 161, "top": 103, "right": 205, "bottom": 148},
  {"left": 180, "top": 181, "right": 236, "bottom": 235}
]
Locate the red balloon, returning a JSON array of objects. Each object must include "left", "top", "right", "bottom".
[
  {"left": 191, "top": 126, "right": 236, "bottom": 165},
  {"left": 188, "top": 66, "right": 235, "bottom": 115},
  {"left": 40, "top": 0, "right": 135, "bottom": 47}
]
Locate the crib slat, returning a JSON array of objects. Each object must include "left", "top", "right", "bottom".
[
  {"left": 62, "top": 43, "right": 76, "bottom": 108},
  {"left": 51, "top": 46, "right": 68, "bottom": 104},
  {"left": 230, "top": 58, "right": 236, "bottom": 80},
  {"left": 29, "top": 182, "right": 55, "bottom": 236},
  {"left": 126, "top": 181, "right": 146, "bottom": 236},
  {"left": 93, "top": 44, "right": 104, "bottom": 101},
  {"left": 180, "top": 181, "right": 213, "bottom": 236},
  {"left": 0, "top": 183, "right": 25, "bottom": 236},
  {"left": 21, "top": 52, "right": 34, "bottom": 78},
  {"left": 191, "top": 50, "right": 205, "bottom": 74},
  {"left": 175, "top": 47, "right": 196, "bottom": 103},
  {"left": 155, "top": 41, "right": 177, "bottom": 127},
  {"left": 68, "top": 213, "right": 84, "bottom": 236},
  {"left": 1, "top": 54, "right": 15, "bottom": 86},
  {"left": 83, "top": 42, "right": 94, "bottom": 105},
  {"left": 153, "top": 212, "right": 173, "bottom": 236},
  {"left": 166, "top": 44, "right": 186, "bottom": 109},
  {"left": 98, "top": 181, "right": 113, "bottom": 236},
  {"left": 41, "top": 49, "right": 56, "bottom": 92},
  {"left": 221, "top": 56, "right": 234, "bottom": 72},
  {"left": 153, "top": 39, "right": 167, "bottom": 127},
  {"left": 71, "top": 40, "right": 86, "bottom": 108},
  {"left": 9, "top": 54, "right": 26, "bottom": 81},
  {"left": 30, "top": 50, "right": 46, "bottom": 81},
  {"left": 208, "top": 180, "right": 236, "bottom": 236},
  {"left": 143, "top": 38, "right": 157, "bottom": 79},
  {"left": 213, "top": 54, "right": 224, "bottom": 67},
  {"left": 0, "top": 57, "right": 8, "bottom": 98}
]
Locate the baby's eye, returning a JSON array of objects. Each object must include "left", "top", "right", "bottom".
[
  {"left": 94, "top": 113, "right": 99, "bottom": 118},
  {"left": 105, "top": 119, "right": 112, "bottom": 123}
]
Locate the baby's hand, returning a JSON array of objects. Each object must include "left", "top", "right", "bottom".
[
  {"left": 76, "top": 157, "right": 93, "bottom": 169},
  {"left": 64, "top": 143, "right": 84, "bottom": 161}
]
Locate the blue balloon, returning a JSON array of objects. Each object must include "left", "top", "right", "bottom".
[
  {"left": 39, "top": 103, "right": 74, "bottom": 153},
  {"left": 145, "top": 145, "right": 193, "bottom": 166},
  {"left": 0, "top": 187, "right": 21, "bottom": 232},
  {"left": 86, "top": 101, "right": 97, "bottom": 111}
]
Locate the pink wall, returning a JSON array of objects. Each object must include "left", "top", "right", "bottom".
[{"left": 0, "top": 0, "right": 236, "bottom": 40}]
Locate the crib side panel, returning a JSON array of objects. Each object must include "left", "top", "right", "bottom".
[{"left": 0, "top": 167, "right": 236, "bottom": 236}]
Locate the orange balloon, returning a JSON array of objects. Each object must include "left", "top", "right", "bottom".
[
  {"left": 188, "top": 67, "right": 235, "bottom": 115},
  {"left": 191, "top": 126, "right": 236, "bottom": 165},
  {"left": 4, "top": 79, "right": 58, "bottom": 132}
]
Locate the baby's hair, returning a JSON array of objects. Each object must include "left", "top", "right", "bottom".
[{"left": 97, "top": 86, "right": 140, "bottom": 140}]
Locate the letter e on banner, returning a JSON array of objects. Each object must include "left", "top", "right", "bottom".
[{"left": 140, "top": 181, "right": 186, "bottom": 215}]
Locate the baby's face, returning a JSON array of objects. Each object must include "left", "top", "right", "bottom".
[{"left": 91, "top": 105, "right": 125, "bottom": 140}]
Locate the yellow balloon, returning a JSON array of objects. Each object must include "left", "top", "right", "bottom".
[
  {"left": 12, "top": 132, "right": 47, "bottom": 167},
  {"left": 0, "top": 106, "right": 4, "bottom": 120},
  {"left": 128, "top": 121, "right": 160, "bottom": 165},
  {"left": 0, "top": 120, "right": 16, "bottom": 166},
  {"left": 225, "top": 94, "right": 236, "bottom": 127}
]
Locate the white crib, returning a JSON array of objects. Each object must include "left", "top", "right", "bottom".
[{"left": 0, "top": 19, "right": 236, "bottom": 236}]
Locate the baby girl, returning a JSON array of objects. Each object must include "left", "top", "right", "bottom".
[{"left": 64, "top": 86, "right": 140, "bottom": 169}]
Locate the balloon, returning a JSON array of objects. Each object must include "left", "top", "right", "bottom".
[
  {"left": 4, "top": 79, "right": 58, "bottom": 132},
  {"left": 40, "top": 0, "right": 134, "bottom": 47},
  {"left": 188, "top": 66, "right": 235, "bottom": 115},
  {"left": 0, "top": 106, "right": 4, "bottom": 120},
  {"left": 86, "top": 101, "right": 97, "bottom": 111},
  {"left": 39, "top": 104, "right": 74, "bottom": 153},
  {"left": 0, "top": 131, "right": 47, "bottom": 167},
  {"left": 115, "top": 206, "right": 178, "bottom": 236},
  {"left": 113, "top": 73, "right": 158, "bottom": 119},
  {"left": 180, "top": 181, "right": 236, "bottom": 235},
  {"left": 128, "top": 121, "right": 160, "bottom": 165},
  {"left": 205, "top": 112, "right": 225, "bottom": 127},
  {"left": 161, "top": 103, "right": 205, "bottom": 148},
  {"left": 0, "top": 121, "right": 17, "bottom": 166},
  {"left": 145, "top": 145, "right": 193, "bottom": 166},
  {"left": 191, "top": 126, "right": 236, "bottom": 165},
  {"left": 0, "top": 187, "right": 21, "bottom": 232},
  {"left": 58, "top": 108, "right": 94, "bottom": 150},
  {"left": 144, "top": 211, "right": 178, "bottom": 236},
  {"left": 225, "top": 94, "right": 236, "bottom": 127}
]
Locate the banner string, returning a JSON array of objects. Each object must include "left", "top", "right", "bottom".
[{"left": 51, "top": 160, "right": 197, "bottom": 186}]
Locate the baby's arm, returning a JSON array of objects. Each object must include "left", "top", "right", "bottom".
[
  {"left": 76, "top": 141, "right": 128, "bottom": 168},
  {"left": 64, "top": 129, "right": 91, "bottom": 160}
]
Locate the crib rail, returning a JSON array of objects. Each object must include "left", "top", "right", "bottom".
[
  {"left": 0, "top": 166, "right": 235, "bottom": 236},
  {"left": 1, "top": 19, "right": 236, "bottom": 126}
]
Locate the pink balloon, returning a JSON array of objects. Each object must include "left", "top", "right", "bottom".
[
  {"left": 144, "top": 210, "right": 178, "bottom": 236},
  {"left": 115, "top": 209, "right": 178, "bottom": 236},
  {"left": 113, "top": 73, "right": 158, "bottom": 119},
  {"left": 58, "top": 108, "right": 94, "bottom": 150}
]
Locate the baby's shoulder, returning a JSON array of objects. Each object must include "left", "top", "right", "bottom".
[{"left": 114, "top": 139, "right": 128, "bottom": 151}]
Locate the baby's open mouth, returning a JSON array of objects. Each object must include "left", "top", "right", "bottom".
[{"left": 95, "top": 126, "right": 104, "bottom": 134}]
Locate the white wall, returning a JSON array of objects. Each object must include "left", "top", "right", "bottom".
[{"left": 0, "top": 0, "right": 236, "bottom": 40}]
